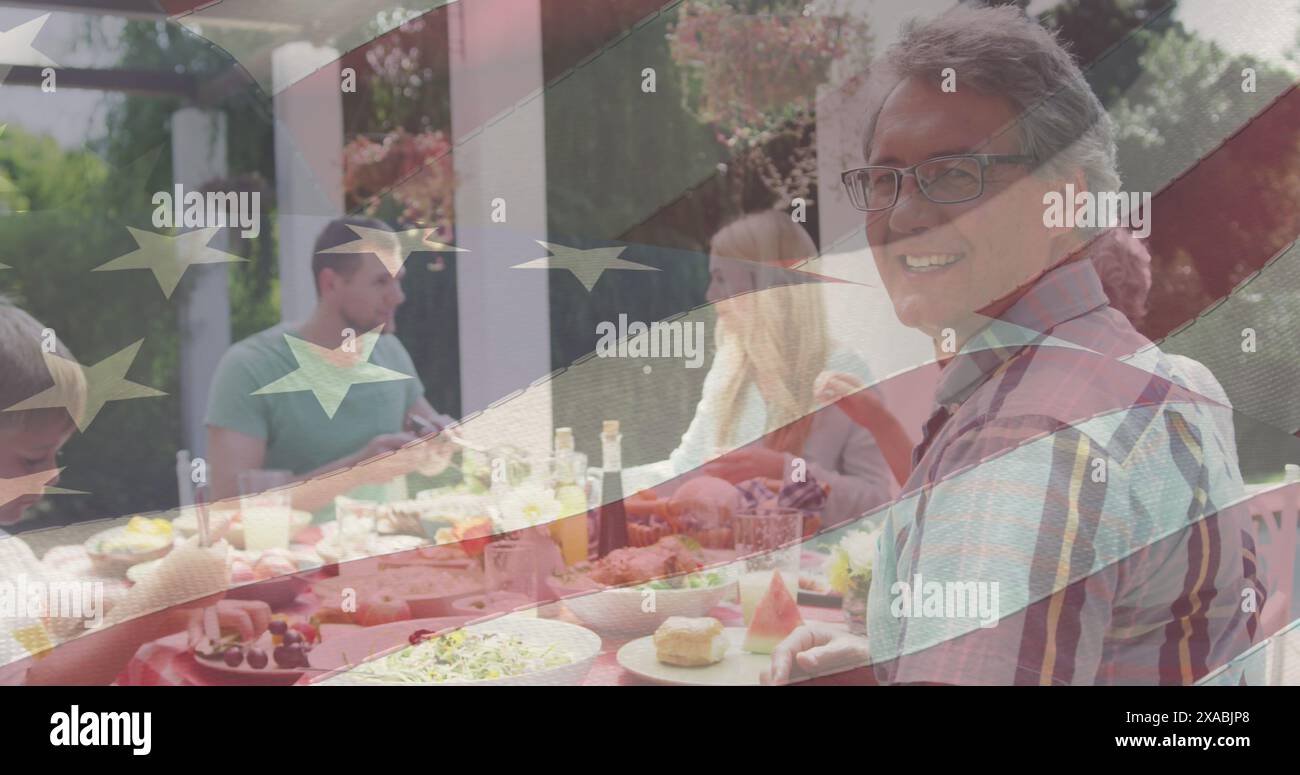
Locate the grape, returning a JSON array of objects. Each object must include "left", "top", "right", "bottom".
[
  {"left": 246, "top": 648, "right": 268, "bottom": 670},
  {"left": 274, "top": 644, "right": 301, "bottom": 668},
  {"left": 223, "top": 647, "right": 244, "bottom": 667},
  {"left": 268, "top": 620, "right": 288, "bottom": 636},
  {"left": 289, "top": 644, "right": 309, "bottom": 668},
  {"left": 273, "top": 645, "right": 295, "bottom": 668},
  {"left": 283, "top": 630, "right": 303, "bottom": 646}
]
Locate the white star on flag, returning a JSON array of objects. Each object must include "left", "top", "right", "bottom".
[
  {"left": 511, "top": 241, "right": 659, "bottom": 292},
  {"left": 0, "top": 468, "right": 85, "bottom": 511},
  {"left": 318, "top": 224, "right": 467, "bottom": 276},
  {"left": 93, "top": 227, "right": 247, "bottom": 298},
  {"left": 0, "top": 14, "right": 57, "bottom": 88},
  {"left": 252, "top": 327, "right": 413, "bottom": 419},
  {"left": 4, "top": 341, "right": 167, "bottom": 432}
]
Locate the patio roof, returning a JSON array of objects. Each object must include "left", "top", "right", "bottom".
[{"left": 2, "top": 0, "right": 455, "bottom": 97}]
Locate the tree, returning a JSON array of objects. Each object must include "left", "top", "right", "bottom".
[{"left": 0, "top": 126, "right": 179, "bottom": 526}]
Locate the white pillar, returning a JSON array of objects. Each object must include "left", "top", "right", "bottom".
[
  {"left": 272, "top": 42, "right": 344, "bottom": 324},
  {"left": 172, "top": 107, "right": 231, "bottom": 465},
  {"left": 448, "top": 0, "right": 552, "bottom": 447}
]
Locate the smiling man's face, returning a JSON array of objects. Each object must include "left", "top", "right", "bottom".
[{"left": 866, "top": 76, "right": 1069, "bottom": 339}]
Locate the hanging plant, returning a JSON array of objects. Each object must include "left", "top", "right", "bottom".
[
  {"left": 342, "top": 128, "right": 456, "bottom": 233},
  {"left": 668, "top": 1, "right": 870, "bottom": 208}
]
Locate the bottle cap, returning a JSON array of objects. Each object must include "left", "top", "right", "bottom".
[{"left": 602, "top": 420, "right": 620, "bottom": 436}]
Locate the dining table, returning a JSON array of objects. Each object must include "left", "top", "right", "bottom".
[{"left": 118, "top": 579, "right": 874, "bottom": 686}]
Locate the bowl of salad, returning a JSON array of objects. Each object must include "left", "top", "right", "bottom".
[
  {"left": 308, "top": 615, "right": 600, "bottom": 686},
  {"left": 549, "top": 563, "right": 736, "bottom": 636}
]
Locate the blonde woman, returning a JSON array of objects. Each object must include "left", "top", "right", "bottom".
[{"left": 650, "top": 210, "right": 894, "bottom": 526}]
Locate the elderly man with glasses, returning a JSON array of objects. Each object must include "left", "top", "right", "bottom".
[{"left": 765, "top": 5, "right": 1263, "bottom": 686}]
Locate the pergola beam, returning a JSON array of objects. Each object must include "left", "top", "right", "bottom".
[
  {"left": 0, "top": 64, "right": 197, "bottom": 99},
  {"left": 0, "top": 0, "right": 167, "bottom": 22}
]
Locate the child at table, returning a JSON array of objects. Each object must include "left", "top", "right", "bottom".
[{"left": 0, "top": 294, "right": 269, "bottom": 684}]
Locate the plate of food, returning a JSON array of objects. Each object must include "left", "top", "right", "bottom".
[
  {"left": 172, "top": 508, "right": 313, "bottom": 550},
  {"left": 314, "top": 532, "right": 430, "bottom": 565},
  {"left": 85, "top": 516, "right": 175, "bottom": 573},
  {"left": 128, "top": 546, "right": 320, "bottom": 609},
  {"left": 375, "top": 542, "right": 475, "bottom": 571},
  {"left": 618, "top": 620, "right": 771, "bottom": 686},
  {"left": 312, "top": 564, "right": 484, "bottom": 619},
  {"left": 377, "top": 490, "right": 492, "bottom": 541},
  {"left": 191, "top": 614, "right": 322, "bottom": 685},
  {"left": 617, "top": 572, "right": 810, "bottom": 685},
  {"left": 548, "top": 536, "right": 736, "bottom": 635},
  {"left": 309, "top": 615, "right": 600, "bottom": 686}
]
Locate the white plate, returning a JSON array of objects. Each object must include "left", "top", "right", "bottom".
[
  {"left": 84, "top": 526, "right": 172, "bottom": 573},
  {"left": 315, "top": 533, "right": 429, "bottom": 565},
  {"left": 311, "top": 615, "right": 601, "bottom": 686},
  {"left": 126, "top": 546, "right": 319, "bottom": 589},
  {"left": 190, "top": 631, "right": 307, "bottom": 685},
  {"left": 617, "top": 627, "right": 773, "bottom": 686}
]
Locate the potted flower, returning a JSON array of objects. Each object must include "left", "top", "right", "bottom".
[
  {"left": 489, "top": 484, "right": 565, "bottom": 596},
  {"left": 826, "top": 527, "right": 878, "bottom": 635}
]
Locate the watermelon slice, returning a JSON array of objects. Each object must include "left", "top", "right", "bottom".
[{"left": 743, "top": 573, "right": 805, "bottom": 654}]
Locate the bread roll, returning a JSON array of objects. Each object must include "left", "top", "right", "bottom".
[{"left": 653, "top": 616, "right": 728, "bottom": 667}]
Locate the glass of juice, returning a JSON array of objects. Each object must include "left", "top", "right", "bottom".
[
  {"left": 238, "top": 470, "right": 293, "bottom": 552},
  {"left": 734, "top": 506, "right": 803, "bottom": 625}
]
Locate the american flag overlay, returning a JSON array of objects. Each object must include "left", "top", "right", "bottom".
[{"left": 1, "top": 0, "right": 1299, "bottom": 692}]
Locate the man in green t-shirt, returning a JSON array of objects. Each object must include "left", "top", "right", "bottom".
[{"left": 205, "top": 216, "right": 453, "bottom": 512}]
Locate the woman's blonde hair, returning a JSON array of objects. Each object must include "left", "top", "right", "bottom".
[
  {"left": 0, "top": 294, "right": 86, "bottom": 433},
  {"left": 709, "top": 210, "right": 828, "bottom": 456}
]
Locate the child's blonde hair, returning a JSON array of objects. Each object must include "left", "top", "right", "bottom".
[{"left": 0, "top": 294, "right": 86, "bottom": 433}]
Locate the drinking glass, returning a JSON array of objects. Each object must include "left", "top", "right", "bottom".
[
  {"left": 484, "top": 539, "right": 539, "bottom": 600},
  {"left": 238, "top": 470, "right": 293, "bottom": 551},
  {"left": 734, "top": 506, "right": 803, "bottom": 625}
]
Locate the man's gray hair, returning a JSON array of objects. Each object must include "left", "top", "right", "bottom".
[{"left": 862, "top": 5, "right": 1121, "bottom": 196}]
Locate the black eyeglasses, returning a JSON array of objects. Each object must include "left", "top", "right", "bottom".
[{"left": 841, "top": 154, "right": 1036, "bottom": 212}]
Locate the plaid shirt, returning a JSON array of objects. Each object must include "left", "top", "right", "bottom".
[{"left": 867, "top": 259, "right": 1263, "bottom": 685}]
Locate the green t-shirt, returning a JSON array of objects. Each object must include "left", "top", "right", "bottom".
[{"left": 204, "top": 324, "right": 425, "bottom": 480}]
